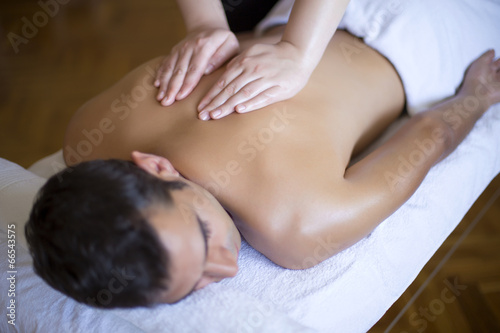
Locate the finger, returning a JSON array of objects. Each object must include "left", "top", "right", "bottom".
[
  {"left": 493, "top": 59, "right": 500, "bottom": 81},
  {"left": 162, "top": 48, "right": 193, "bottom": 106},
  {"left": 197, "top": 66, "right": 244, "bottom": 112},
  {"left": 200, "top": 73, "right": 261, "bottom": 114},
  {"left": 493, "top": 57, "right": 500, "bottom": 70},
  {"left": 198, "top": 80, "right": 265, "bottom": 120},
  {"left": 154, "top": 56, "right": 167, "bottom": 87},
  {"left": 177, "top": 48, "right": 214, "bottom": 100},
  {"left": 205, "top": 37, "right": 239, "bottom": 75},
  {"left": 480, "top": 49, "right": 495, "bottom": 62},
  {"left": 156, "top": 54, "right": 178, "bottom": 101},
  {"left": 199, "top": 79, "right": 268, "bottom": 120},
  {"left": 232, "top": 86, "right": 282, "bottom": 114}
]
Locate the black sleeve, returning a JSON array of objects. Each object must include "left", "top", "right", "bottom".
[{"left": 223, "top": 0, "right": 280, "bottom": 32}]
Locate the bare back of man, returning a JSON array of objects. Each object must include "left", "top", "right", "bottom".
[
  {"left": 64, "top": 27, "right": 498, "bottom": 269},
  {"left": 65, "top": 28, "right": 403, "bottom": 265}
]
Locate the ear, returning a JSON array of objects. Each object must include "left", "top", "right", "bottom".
[{"left": 131, "top": 151, "right": 180, "bottom": 178}]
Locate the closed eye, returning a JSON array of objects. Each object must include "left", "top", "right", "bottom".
[
  {"left": 199, "top": 219, "right": 212, "bottom": 239},
  {"left": 196, "top": 215, "right": 211, "bottom": 258}
]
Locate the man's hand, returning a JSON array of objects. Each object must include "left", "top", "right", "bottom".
[
  {"left": 154, "top": 28, "right": 239, "bottom": 106},
  {"left": 197, "top": 41, "right": 313, "bottom": 120},
  {"left": 458, "top": 49, "right": 500, "bottom": 108}
]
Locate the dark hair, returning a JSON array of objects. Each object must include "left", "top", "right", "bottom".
[{"left": 25, "top": 159, "right": 187, "bottom": 308}]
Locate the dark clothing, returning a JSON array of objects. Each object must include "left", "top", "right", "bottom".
[{"left": 223, "top": 0, "right": 280, "bottom": 32}]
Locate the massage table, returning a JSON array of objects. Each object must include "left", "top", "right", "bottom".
[{"left": 1, "top": 0, "right": 499, "bottom": 331}]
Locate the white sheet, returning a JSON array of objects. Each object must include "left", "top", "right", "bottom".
[
  {"left": 2, "top": 0, "right": 500, "bottom": 331},
  {"left": 257, "top": 0, "right": 500, "bottom": 115}
]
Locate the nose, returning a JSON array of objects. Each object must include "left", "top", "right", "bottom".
[
  {"left": 194, "top": 276, "right": 217, "bottom": 291},
  {"left": 195, "top": 247, "right": 238, "bottom": 290}
]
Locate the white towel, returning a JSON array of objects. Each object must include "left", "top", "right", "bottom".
[
  {"left": 256, "top": 0, "right": 500, "bottom": 114},
  {"left": 2, "top": 0, "right": 500, "bottom": 331},
  {"left": 1, "top": 103, "right": 499, "bottom": 332}
]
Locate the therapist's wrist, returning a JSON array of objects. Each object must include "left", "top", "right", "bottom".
[
  {"left": 277, "top": 40, "right": 316, "bottom": 75},
  {"left": 186, "top": 19, "right": 230, "bottom": 35}
]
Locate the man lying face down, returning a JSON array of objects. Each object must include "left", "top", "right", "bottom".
[
  {"left": 26, "top": 156, "right": 241, "bottom": 307},
  {"left": 25, "top": 26, "right": 500, "bottom": 308}
]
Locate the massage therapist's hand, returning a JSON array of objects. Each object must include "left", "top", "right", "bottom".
[
  {"left": 197, "top": 41, "right": 313, "bottom": 120},
  {"left": 154, "top": 28, "right": 239, "bottom": 106}
]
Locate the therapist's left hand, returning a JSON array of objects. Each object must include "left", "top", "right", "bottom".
[{"left": 197, "top": 41, "right": 313, "bottom": 120}]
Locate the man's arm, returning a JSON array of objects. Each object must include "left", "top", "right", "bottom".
[{"left": 273, "top": 50, "right": 500, "bottom": 269}]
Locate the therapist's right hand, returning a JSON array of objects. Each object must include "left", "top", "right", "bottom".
[{"left": 154, "top": 28, "right": 239, "bottom": 106}]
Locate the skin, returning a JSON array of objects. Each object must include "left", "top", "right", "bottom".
[
  {"left": 138, "top": 157, "right": 241, "bottom": 303},
  {"left": 155, "top": 0, "right": 350, "bottom": 120},
  {"left": 63, "top": 28, "right": 500, "bottom": 303},
  {"left": 155, "top": 0, "right": 239, "bottom": 105}
]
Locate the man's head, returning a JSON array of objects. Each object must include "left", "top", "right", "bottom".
[{"left": 25, "top": 151, "right": 241, "bottom": 308}]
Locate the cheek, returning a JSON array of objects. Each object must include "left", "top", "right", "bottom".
[
  {"left": 222, "top": 217, "right": 238, "bottom": 249},
  {"left": 207, "top": 213, "right": 232, "bottom": 247},
  {"left": 192, "top": 189, "right": 234, "bottom": 239},
  {"left": 192, "top": 192, "right": 211, "bottom": 210}
]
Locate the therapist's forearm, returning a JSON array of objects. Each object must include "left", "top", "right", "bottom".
[
  {"left": 175, "top": 0, "right": 229, "bottom": 32},
  {"left": 282, "top": 0, "right": 350, "bottom": 68}
]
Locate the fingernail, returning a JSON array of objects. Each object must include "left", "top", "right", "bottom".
[
  {"left": 211, "top": 110, "right": 222, "bottom": 118},
  {"left": 154, "top": 80, "right": 160, "bottom": 87},
  {"left": 161, "top": 97, "right": 170, "bottom": 106},
  {"left": 236, "top": 104, "right": 246, "bottom": 112},
  {"left": 199, "top": 112, "right": 210, "bottom": 121},
  {"left": 157, "top": 91, "right": 165, "bottom": 100}
]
